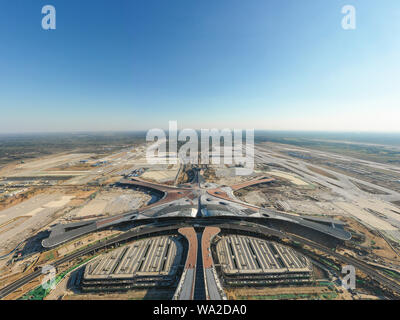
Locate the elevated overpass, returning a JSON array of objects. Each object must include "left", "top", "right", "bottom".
[{"left": 174, "top": 227, "right": 197, "bottom": 300}]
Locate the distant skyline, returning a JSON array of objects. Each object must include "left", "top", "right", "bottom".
[{"left": 1, "top": 0, "right": 399, "bottom": 133}]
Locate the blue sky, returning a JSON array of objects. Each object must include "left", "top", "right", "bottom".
[{"left": 0, "top": 0, "right": 399, "bottom": 132}]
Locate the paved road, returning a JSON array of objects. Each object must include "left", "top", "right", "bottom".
[
  {"left": 193, "top": 231, "right": 206, "bottom": 300},
  {"left": 0, "top": 241, "right": 25, "bottom": 260}
]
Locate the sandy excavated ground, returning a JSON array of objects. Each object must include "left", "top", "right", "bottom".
[
  {"left": 265, "top": 170, "right": 309, "bottom": 186},
  {"left": 285, "top": 200, "right": 346, "bottom": 216},
  {"left": 341, "top": 217, "right": 400, "bottom": 261},
  {"left": 141, "top": 170, "right": 177, "bottom": 183},
  {"left": 0, "top": 153, "right": 94, "bottom": 177},
  {"left": 0, "top": 193, "right": 75, "bottom": 255},
  {"left": 68, "top": 190, "right": 150, "bottom": 218},
  {"left": 210, "top": 167, "right": 259, "bottom": 186},
  {"left": 243, "top": 191, "right": 266, "bottom": 207},
  {"left": 335, "top": 202, "right": 396, "bottom": 231}
]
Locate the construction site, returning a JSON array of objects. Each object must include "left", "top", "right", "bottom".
[{"left": 1, "top": 135, "right": 400, "bottom": 301}]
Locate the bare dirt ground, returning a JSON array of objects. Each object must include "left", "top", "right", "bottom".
[
  {"left": 341, "top": 216, "right": 399, "bottom": 261},
  {"left": 0, "top": 153, "right": 94, "bottom": 178},
  {"left": 63, "top": 288, "right": 175, "bottom": 300},
  {"left": 335, "top": 202, "right": 396, "bottom": 231},
  {"left": 265, "top": 170, "right": 310, "bottom": 186},
  {"left": 0, "top": 188, "right": 47, "bottom": 211},
  {"left": 141, "top": 167, "right": 178, "bottom": 183},
  {"left": 306, "top": 165, "right": 339, "bottom": 180},
  {"left": 234, "top": 177, "right": 331, "bottom": 214},
  {"left": 225, "top": 285, "right": 336, "bottom": 300},
  {"left": 66, "top": 189, "right": 150, "bottom": 219},
  {"left": 203, "top": 165, "right": 255, "bottom": 186},
  {"left": 0, "top": 192, "right": 77, "bottom": 255},
  {"left": 243, "top": 190, "right": 266, "bottom": 207}
]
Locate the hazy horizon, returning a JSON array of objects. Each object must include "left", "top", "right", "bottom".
[{"left": 2, "top": 130, "right": 400, "bottom": 147}]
